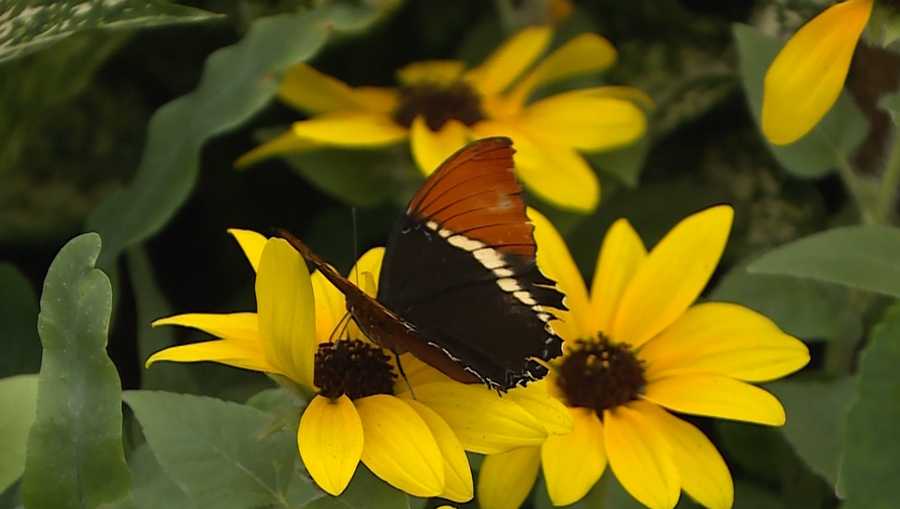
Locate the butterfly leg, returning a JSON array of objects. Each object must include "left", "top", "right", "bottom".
[
  {"left": 391, "top": 348, "right": 416, "bottom": 399},
  {"left": 327, "top": 311, "right": 353, "bottom": 342}
]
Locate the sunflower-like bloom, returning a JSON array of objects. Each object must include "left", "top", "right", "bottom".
[
  {"left": 237, "top": 26, "right": 648, "bottom": 212},
  {"left": 477, "top": 206, "right": 810, "bottom": 509},
  {"left": 147, "top": 230, "right": 571, "bottom": 500},
  {"left": 761, "top": 0, "right": 873, "bottom": 145}
]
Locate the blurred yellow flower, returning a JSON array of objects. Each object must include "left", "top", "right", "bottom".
[
  {"left": 762, "top": 0, "right": 873, "bottom": 145},
  {"left": 237, "top": 26, "right": 648, "bottom": 212},
  {"left": 146, "top": 229, "right": 570, "bottom": 500},
  {"left": 477, "top": 206, "right": 810, "bottom": 509}
]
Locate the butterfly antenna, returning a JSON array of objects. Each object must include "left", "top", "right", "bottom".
[
  {"left": 392, "top": 349, "right": 416, "bottom": 399},
  {"left": 351, "top": 207, "right": 360, "bottom": 286}
]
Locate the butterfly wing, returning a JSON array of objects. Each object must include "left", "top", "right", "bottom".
[{"left": 378, "top": 137, "right": 566, "bottom": 390}]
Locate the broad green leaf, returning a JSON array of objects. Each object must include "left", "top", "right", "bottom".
[
  {"left": 21, "top": 233, "right": 133, "bottom": 509},
  {"left": 0, "top": 264, "right": 40, "bottom": 376},
  {"left": 126, "top": 445, "right": 191, "bottom": 509},
  {"left": 102, "top": 445, "right": 190, "bottom": 509},
  {"left": 733, "top": 23, "right": 868, "bottom": 178},
  {"left": 732, "top": 481, "right": 785, "bottom": 509},
  {"left": 768, "top": 377, "right": 856, "bottom": 488},
  {"left": 0, "top": 0, "right": 221, "bottom": 63},
  {"left": 0, "top": 375, "right": 38, "bottom": 493},
  {"left": 710, "top": 265, "right": 860, "bottom": 342},
  {"left": 125, "top": 390, "right": 319, "bottom": 509},
  {"left": 301, "top": 466, "right": 408, "bottom": 509},
  {"left": 590, "top": 137, "right": 649, "bottom": 188},
  {"left": 86, "top": 2, "right": 400, "bottom": 270},
  {"left": 840, "top": 304, "right": 900, "bottom": 509},
  {"left": 285, "top": 146, "right": 419, "bottom": 208},
  {"left": 126, "top": 247, "right": 195, "bottom": 392},
  {"left": 747, "top": 225, "right": 900, "bottom": 298}
]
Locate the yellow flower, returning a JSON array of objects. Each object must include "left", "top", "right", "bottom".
[
  {"left": 237, "top": 27, "right": 648, "bottom": 213},
  {"left": 146, "top": 229, "right": 570, "bottom": 500},
  {"left": 477, "top": 206, "right": 810, "bottom": 509},
  {"left": 762, "top": 0, "right": 873, "bottom": 145}
]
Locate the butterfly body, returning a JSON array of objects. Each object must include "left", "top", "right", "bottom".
[{"left": 281, "top": 137, "right": 566, "bottom": 391}]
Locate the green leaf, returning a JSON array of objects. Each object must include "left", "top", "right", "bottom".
[
  {"left": 0, "top": 375, "right": 38, "bottom": 493},
  {"left": 284, "top": 146, "right": 419, "bottom": 208},
  {"left": 589, "top": 137, "right": 649, "bottom": 188},
  {"left": 21, "top": 233, "right": 133, "bottom": 509},
  {"left": 768, "top": 377, "right": 856, "bottom": 487},
  {"left": 86, "top": 2, "right": 400, "bottom": 270},
  {"left": 733, "top": 23, "right": 868, "bottom": 178},
  {"left": 0, "top": 264, "right": 40, "bottom": 376},
  {"left": 301, "top": 466, "right": 408, "bottom": 509},
  {"left": 747, "top": 225, "right": 900, "bottom": 298},
  {"left": 0, "top": 0, "right": 221, "bottom": 63},
  {"left": 126, "top": 246, "right": 195, "bottom": 392},
  {"left": 124, "top": 390, "right": 319, "bottom": 509},
  {"left": 127, "top": 445, "right": 191, "bottom": 509},
  {"left": 732, "top": 481, "right": 786, "bottom": 509},
  {"left": 710, "top": 265, "right": 860, "bottom": 342},
  {"left": 840, "top": 304, "right": 900, "bottom": 509}
]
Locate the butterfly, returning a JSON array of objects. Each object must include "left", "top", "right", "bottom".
[{"left": 278, "top": 137, "right": 566, "bottom": 391}]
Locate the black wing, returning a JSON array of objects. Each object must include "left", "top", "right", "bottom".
[{"left": 378, "top": 137, "right": 566, "bottom": 391}]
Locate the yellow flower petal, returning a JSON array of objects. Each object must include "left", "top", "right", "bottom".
[
  {"left": 145, "top": 339, "right": 276, "bottom": 373},
  {"left": 355, "top": 395, "right": 445, "bottom": 497},
  {"left": 279, "top": 63, "right": 362, "bottom": 114},
  {"left": 298, "top": 395, "right": 363, "bottom": 496},
  {"left": 152, "top": 312, "right": 259, "bottom": 342},
  {"left": 234, "top": 129, "right": 317, "bottom": 168},
  {"left": 350, "top": 87, "right": 398, "bottom": 114},
  {"left": 509, "top": 33, "right": 617, "bottom": 105},
  {"left": 410, "top": 117, "right": 470, "bottom": 176},
  {"left": 568, "top": 85, "right": 656, "bottom": 111},
  {"left": 408, "top": 382, "right": 546, "bottom": 454},
  {"left": 590, "top": 219, "right": 646, "bottom": 335},
  {"left": 641, "top": 302, "right": 810, "bottom": 383},
  {"left": 541, "top": 408, "right": 607, "bottom": 506},
  {"left": 761, "top": 0, "right": 873, "bottom": 145},
  {"left": 603, "top": 402, "right": 680, "bottom": 509},
  {"left": 527, "top": 208, "right": 591, "bottom": 341},
  {"left": 466, "top": 26, "right": 553, "bottom": 95},
  {"left": 641, "top": 404, "right": 733, "bottom": 509},
  {"left": 311, "top": 271, "right": 347, "bottom": 342},
  {"left": 256, "top": 238, "right": 317, "bottom": 386},
  {"left": 227, "top": 229, "right": 267, "bottom": 272},
  {"left": 397, "top": 354, "right": 453, "bottom": 389},
  {"left": 477, "top": 447, "right": 541, "bottom": 509},
  {"left": 397, "top": 60, "right": 466, "bottom": 86},
  {"left": 611, "top": 205, "right": 733, "bottom": 348},
  {"left": 520, "top": 91, "right": 646, "bottom": 152},
  {"left": 643, "top": 374, "right": 786, "bottom": 426},
  {"left": 506, "top": 380, "right": 573, "bottom": 435},
  {"left": 405, "top": 399, "right": 473, "bottom": 502},
  {"left": 291, "top": 112, "right": 408, "bottom": 147},
  {"left": 348, "top": 247, "right": 385, "bottom": 298},
  {"left": 474, "top": 120, "right": 599, "bottom": 212}
]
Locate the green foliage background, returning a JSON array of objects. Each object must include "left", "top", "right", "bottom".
[{"left": 2, "top": 0, "right": 900, "bottom": 508}]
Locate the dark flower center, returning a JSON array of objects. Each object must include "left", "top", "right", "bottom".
[
  {"left": 392, "top": 82, "right": 485, "bottom": 130},
  {"left": 314, "top": 340, "right": 396, "bottom": 400},
  {"left": 557, "top": 335, "right": 646, "bottom": 416}
]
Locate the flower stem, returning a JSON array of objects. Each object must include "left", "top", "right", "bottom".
[
  {"left": 876, "top": 129, "right": 900, "bottom": 224},
  {"left": 835, "top": 152, "right": 878, "bottom": 224}
]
